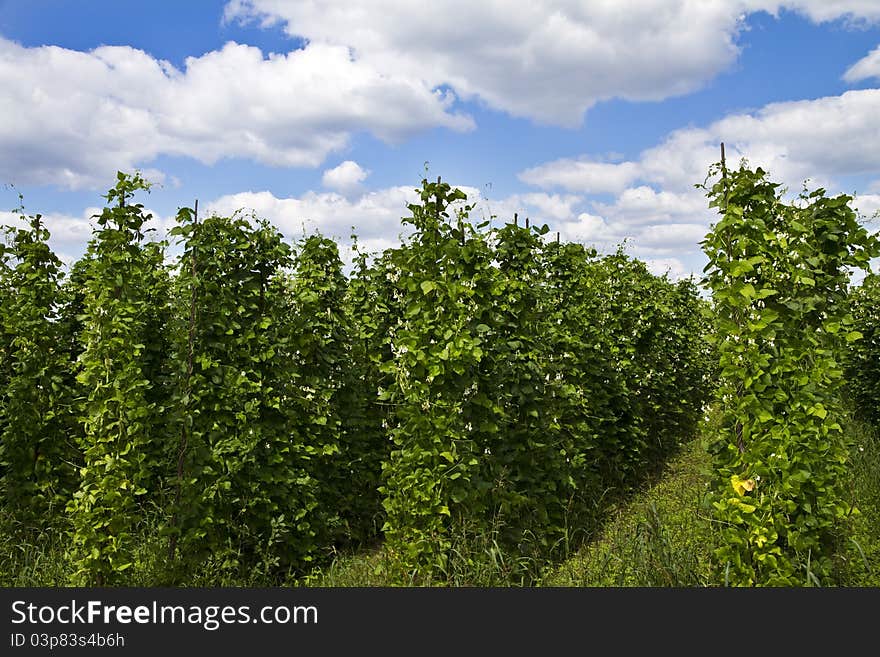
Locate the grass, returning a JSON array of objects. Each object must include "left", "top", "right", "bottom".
[
  {"left": 539, "top": 434, "right": 716, "bottom": 586},
  {"left": 541, "top": 407, "right": 880, "bottom": 587},
  {"left": 835, "top": 412, "right": 880, "bottom": 585},
  {"left": 2, "top": 408, "right": 878, "bottom": 587}
]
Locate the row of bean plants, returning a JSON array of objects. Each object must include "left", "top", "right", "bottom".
[
  {"left": 368, "top": 178, "right": 712, "bottom": 580},
  {"left": 702, "top": 161, "right": 879, "bottom": 586},
  {"left": 0, "top": 173, "right": 712, "bottom": 584}
]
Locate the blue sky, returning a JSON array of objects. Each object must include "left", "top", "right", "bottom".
[{"left": 2, "top": 0, "right": 880, "bottom": 278}]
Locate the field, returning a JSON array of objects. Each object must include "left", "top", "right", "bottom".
[{"left": 1, "top": 161, "right": 879, "bottom": 587}]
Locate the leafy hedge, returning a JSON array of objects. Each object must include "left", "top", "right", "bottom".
[
  {"left": 0, "top": 207, "right": 80, "bottom": 517},
  {"left": 701, "top": 162, "right": 879, "bottom": 586},
  {"left": 67, "top": 173, "right": 171, "bottom": 584},
  {"left": 376, "top": 179, "right": 712, "bottom": 580},
  {"left": 1, "top": 173, "right": 712, "bottom": 584}
]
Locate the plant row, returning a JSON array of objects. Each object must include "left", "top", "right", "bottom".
[
  {"left": 701, "top": 161, "right": 879, "bottom": 585},
  {"left": 0, "top": 173, "right": 713, "bottom": 584}
]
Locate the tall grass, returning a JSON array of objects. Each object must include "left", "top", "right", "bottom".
[
  {"left": 836, "top": 413, "right": 880, "bottom": 585},
  {"left": 540, "top": 433, "right": 716, "bottom": 587}
]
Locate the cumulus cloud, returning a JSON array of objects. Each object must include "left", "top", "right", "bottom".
[
  {"left": 853, "top": 193, "right": 880, "bottom": 218},
  {"left": 593, "top": 187, "right": 709, "bottom": 224},
  {"left": 0, "top": 205, "right": 171, "bottom": 267},
  {"left": 519, "top": 80, "right": 880, "bottom": 272},
  {"left": 542, "top": 185, "right": 712, "bottom": 258},
  {"left": 772, "top": 0, "right": 880, "bottom": 23},
  {"left": 524, "top": 89, "right": 880, "bottom": 199},
  {"left": 844, "top": 44, "right": 880, "bottom": 82},
  {"left": 637, "top": 223, "right": 710, "bottom": 252},
  {"left": 519, "top": 160, "right": 641, "bottom": 194},
  {"left": 643, "top": 257, "right": 688, "bottom": 279},
  {"left": 205, "top": 186, "right": 423, "bottom": 244},
  {"left": 556, "top": 212, "right": 618, "bottom": 245},
  {"left": 204, "top": 185, "right": 585, "bottom": 246},
  {"left": 6, "top": 2, "right": 880, "bottom": 192},
  {"left": 224, "top": 0, "right": 747, "bottom": 126},
  {"left": 321, "top": 160, "right": 370, "bottom": 195},
  {"left": 225, "top": 1, "right": 880, "bottom": 127},
  {"left": 518, "top": 85, "right": 880, "bottom": 273},
  {"left": 486, "top": 193, "right": 583, "bottom": 223},
  {"left": 0, "top": 38, "right": 472, "bottom": 189}
]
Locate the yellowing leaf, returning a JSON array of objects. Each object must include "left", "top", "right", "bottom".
[{"left": 731, "top": 474, "right": 756, "bottom": 496}]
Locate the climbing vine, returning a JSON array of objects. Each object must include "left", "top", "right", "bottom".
[
  {"left": 702, "top": 161, "right": 879, "bottom": 585},
  {"left": 166, "top": 210, "right": 320, "bottom": 577},
  {"left": 0, "top": 206, "right": 80, "bottom": 516},
  {"left": 68, "top": 172, "right": 171, "bottom": 584}
]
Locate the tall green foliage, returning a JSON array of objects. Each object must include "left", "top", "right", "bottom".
[
  {"left": 167, "top": 210, "right": 320, "bottom": 577},
  {"left": 290, "top": 235, "right": 383, "bottom": 547},
  {"left": 378, "top": 179, "right": 499, "bottom": 578},
  {"left": 376, "top": 178, "right": 711, "bottom": 581},
  {"left": 68, "top": 173, "right": 170, "bottom": 584},
  {"left": 476, "top": 220, "right": 576, "bottom": 555},
  {"left": 0, "top": 208, "right": 80, "bottom": 515},
  {"left": 702, "top": 162, "right": 879, "bottom": 585},
  {"left": 0, "top": 168, "right": 714, "bottom": 585},
  {"left": 341, "top": 243, "right": 403, "bottom": 545}
]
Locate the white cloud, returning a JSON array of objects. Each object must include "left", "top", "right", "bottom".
[
  {"left": 322, "top": 160, "right": 370, "bottom": 195},
  {"left": 844, "top": 44, "right": 880, "bottom": 82},
  {"left": 205, "top": 186, "right": 422, "bottom": 244},
  {"left": 526, "top": 88, "right": 880, "bottom": 199},
  {"left": 519, "top": 160, "right": 641, "bottom": 194},
  {"left": 593, "top": 187, "right": 710, "bottom": 225},
  {"left": 772, "top": 1, "right": 880, "bottom": 23},
  {"left": 0, "top": 38, "right": 472, "bottom": 189},
  {"left": 637, "top": 223, "right": 710, "bottom": 252},
  {"left": 0, "top": 205, "right": 172, "bottom": 267},
  {"left": 7, "top": 2, "right": 880, "bottom": 191},
  {"left": 557, "top": 212, "right": 618, "bottom": 245},
  {"left": 225, "top": 0, "right": 747, "bottom": 126},
  {"left": 225, "top": 1, "right": 880, "bottom": 127},
  {"left": 519, "top": 86, "right": 880, "bottom": 273},
  {"left": 504, "top": 193, "right": 583, "bottom": 222},
  {"left": 549, "top": 191, "right": 710, "bottom": 257},
  {"left": 643, "top": 257, "right": 688, "bottom": 279},
  {"left": 853, "top": 193, "right": 880, "bottom": 218},
  {"left": 633, "top": 89, "right": 880, "bottom": 199},
  {"left": 204, "top": 185, "right": 581, "bottom": 244}
]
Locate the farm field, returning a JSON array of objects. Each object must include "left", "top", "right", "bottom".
[{"left": 1, "top": 160, "right": 878, "bottom": 588}]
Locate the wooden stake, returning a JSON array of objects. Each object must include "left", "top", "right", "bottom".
[
  {"left": 720, "top": 142, "right": 729, "bottom": 209},
  {"left": 720, "top": 142, "right": 744, "bottom": 453}
]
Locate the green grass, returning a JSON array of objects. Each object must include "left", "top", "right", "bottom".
[
  {"left": 835, "top": 413, "right": 880, "bottom": 585},
  {"left": 2, "top": 408, "right": 878, "bottom": 587},
  {"left": 541, "top": 408, "right": 880, "bottom": 587},
  {"left": 539, "top": 434, "right": 717, "bottom": 586}
]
